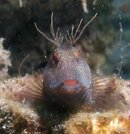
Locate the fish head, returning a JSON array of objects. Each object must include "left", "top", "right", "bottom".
[{"left": 43, "top": 44, "right": 93, "bottom": 108}]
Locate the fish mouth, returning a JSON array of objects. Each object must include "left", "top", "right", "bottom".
[
  {"left": 52, "top": 79, "right": 88, "bottom": 104},
  {"left": 56, "top": 79, "right": 83, "bottom": 95}
]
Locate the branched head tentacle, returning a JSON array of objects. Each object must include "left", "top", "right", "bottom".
[
  {"left": 64, "top": 13, "right": 97, "bottom": 46},
  {"left": 56, "top": 27, "right": 60, "bottom": 38},
  {"left": 34, "top": 12, "right": 63, "bottom": 47},
  {"left": 34, "top": 23, "right": 59, "bottom": 46},
  {"left": 65, "top": 34, "right": 72, "bottom": 45},
  {"left": 50, "top": 12, "right": 55, "bottom": 39},
  {"left": 73, "top": 18, "right": 83, "bottom": 39},
  {"left": 35, "top": 12, "right": 97, "bottom": 48},
  {"left": 73, "top": 13, "right": 97, "bottom": 44},
  {"left": 67, "top": 30, "right": 73, "bottom": 44},
  {"left": 71, "top": 25, "right": 75, "bottom": 40},
  {"left": 60, "top": 36, "right": 64, "bottom": 44},
  {"left": 50, "top": 12, "right": 64, "bottom": 46}
]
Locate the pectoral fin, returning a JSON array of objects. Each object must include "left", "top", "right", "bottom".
[{"left": 21, "top": 72, "right": 44, "bottom": 102}]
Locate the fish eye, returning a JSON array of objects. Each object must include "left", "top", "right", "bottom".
[{"left": 51, "top": 52, "right": 59, "bottom": 65}]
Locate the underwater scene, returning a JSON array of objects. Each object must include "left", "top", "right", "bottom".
[{"left": 0, "top": 0, "right": 130, "bottom": 133}]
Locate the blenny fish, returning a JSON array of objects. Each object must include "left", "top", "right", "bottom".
[{"left": 33, "top": 13, "right": 97, "bottom": 109}]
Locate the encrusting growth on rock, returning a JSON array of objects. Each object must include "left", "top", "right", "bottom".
[
  {"left": 0, "top": 88, "right": 44, "bottom": 133},
  {"left": 64, "top": 112, "right": 130, "bottom": 134}
]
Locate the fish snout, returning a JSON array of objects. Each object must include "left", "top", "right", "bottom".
[
  {"left": 52, "top": 80, "right": 89, "bottom": 107},
  {"left": 55, "top": 79, "right": 83, "bottom": 95}
]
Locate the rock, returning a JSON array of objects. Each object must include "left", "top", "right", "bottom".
[
  {"left": 64, "top": 112, "right": 130, "bottom": 134},
  {"left": 0, "top": 38, "right": 11, "bottom": 80}
]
